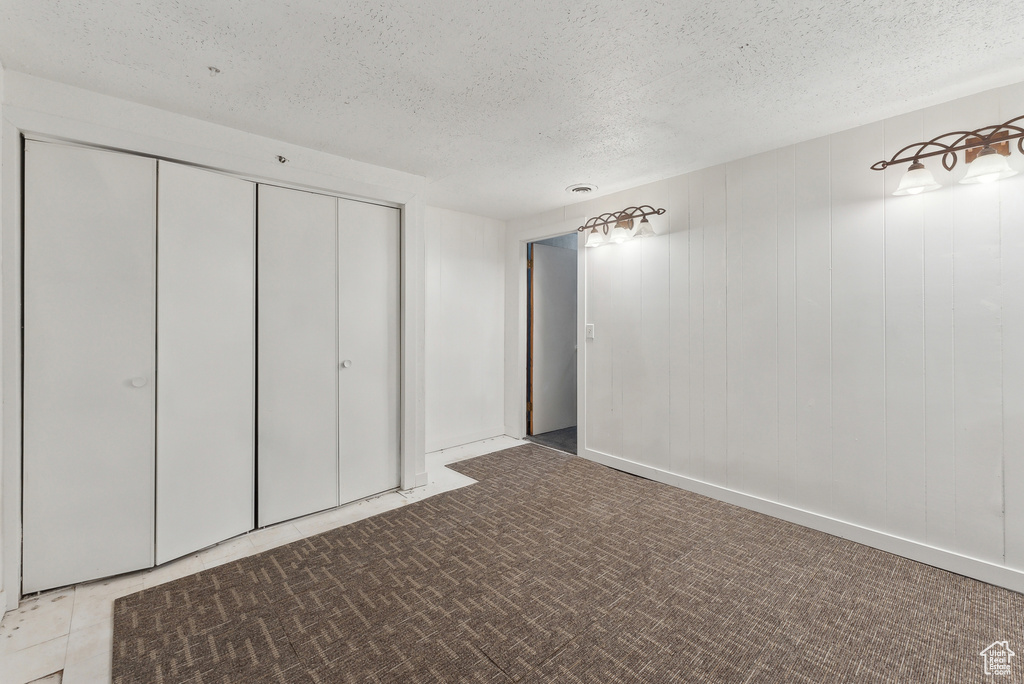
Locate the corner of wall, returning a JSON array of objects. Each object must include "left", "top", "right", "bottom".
[
  {"left": 423, "top": 206, "right": 507, "bottom": 452},
  {"left": 401, "top": 194, "right": 427, "bottom": 492},
  {"left": 0, "top": 59, "right": 7, "bottom": 610}
]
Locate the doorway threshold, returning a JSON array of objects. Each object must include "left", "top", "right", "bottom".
[{"left": 524, "top": 426, "right": 577, "bottom": 456}]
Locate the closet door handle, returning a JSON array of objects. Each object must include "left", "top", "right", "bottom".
[
  {"left": 340, "top": 360, "right": 352, "bottom": 369},
  {"left": 131, "top": 377, "right": 147, "bottom": 388}
]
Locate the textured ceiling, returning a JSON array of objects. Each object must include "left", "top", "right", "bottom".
[{"left": 2, "top": 0, "right": 1024, "bottom": 220}]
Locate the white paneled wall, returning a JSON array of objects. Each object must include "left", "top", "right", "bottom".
[
  {"left": 510, "top": 80, "right": 1024, "bottom": 589},
  {"left": 0, "top": 63, "right": 6, "bottom": 609},
  {"left": 425, "top": 207, "right": 505, "bottom": 452}
]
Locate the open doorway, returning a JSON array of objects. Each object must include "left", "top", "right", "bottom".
[{"left": 526, "top": 233, "right": 578, "bottom": 455}]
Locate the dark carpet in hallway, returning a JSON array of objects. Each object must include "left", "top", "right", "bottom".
[
  {"left": 524, "top": 426, "right": 576, "bottom": 455},
  {"left": 112, "top": 444, "right": 1024, "bottom": 683}
]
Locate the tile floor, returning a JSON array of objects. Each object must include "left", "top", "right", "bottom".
[{"left": 0, "top": 435, "right": 526, "bottom": 684}]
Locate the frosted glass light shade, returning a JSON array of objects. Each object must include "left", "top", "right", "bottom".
[
  {"left": 635, "top": 216, "right": 656, "bottom": 238},
  {"left": 893, "top": 162, "right": 941, "bottom": 196},
  {"left": 960, "top": 146, "right": 1018, "bottom": 184},
  {"left": 609, "top": 227, "right": 631, "bottom": 243},
  {"left": 585, "top": 227, "right": 607, "bottom": 247},
  {"left": 609, "top": 219, "right": 633, "bottom": 244}
]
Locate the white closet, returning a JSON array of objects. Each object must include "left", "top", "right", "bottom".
[
  {"left": 257, "top": 185, "right": 341, "bottom": 525},
  {"left": 156, "top": 162, "right": 256, "bottom": 564},
  {"left": 23, "top": 142, "right": 158, "bottom": 592},
  {"left": 22, "top": 142, "right": 400, "bottom": 593},
  {"left": 258, "top": 184, "right": 400, "bottom": 526},
  {"left": 337, "top": 199, "right": 401, "bottom": 504}
]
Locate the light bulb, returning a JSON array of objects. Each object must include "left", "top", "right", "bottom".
[
  {"left": 960, "top": 146, "right": 1018, "bottom": 184},
  {"left": 893, "top": 161, "right": 940, "bottom": 196}
]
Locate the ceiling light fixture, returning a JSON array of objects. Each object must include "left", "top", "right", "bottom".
[
  {"left": 872, "top": 114, "right": 1023, "bottom": 195},
  {"left": 578, "top": 206, "right": 666, "bottom": 248},
  {"left": 567, "top": 183, "right": 598, "bottom": 195}
]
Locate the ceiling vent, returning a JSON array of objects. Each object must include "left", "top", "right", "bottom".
[{"left": 566, "top": 183, "right": 597, "bottom": 195}]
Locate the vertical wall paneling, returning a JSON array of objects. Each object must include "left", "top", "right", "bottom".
[
  {"left": 776, "top": 147, "right": 798, "bottom": 506},
  {"left": 480, "top": 224, "right": 507, "bottom": 434},
  {"left": 951, "top": 92, "right": 1005, "bottom": 563},
  {"left": 457, "top": 216, "right": 479, "bottom": 438},
  {"left": 424, "top": 208, "right": 505, "bottom": 451},
  {"left": 619, "top": 239, "right": 644, "bottom": 463},
  {"left": 640, "top": 188, "right": 672, "bottom": 472},
  {"left": 585, "top": 245, "right": 620, "bottom": 456},
  {"left": 701, "top": 166, "right": 730, "bottom": 486},
  {"left": 337, "top": 199, "right": 401, "bottom": 503},
  {"left": 23, "top": 142, "right": 156, "bottom": 592},
  {"left": 882, "top": 113, "right": 928, "bottom": 542},
  {"left": 687, "top": 174, "right": 706, "bottom": 479},
  {"left": 257, "top": 184, "right": 339, "bottom": 527},
  {"left": 1000, "top": 83, "right": 1024, "bottom": 568},
  {"left": 738, "top": 152, "right": 779, "bottom": 501},
  {"left": 921, "top": 101, "right": 958, "bottom": 550},
  {"left": 1002, "top": 173, "right": 1024, "bottom": 568},
  {"left": 424, "top": 209, "right": 444, "bottom": 450},
  {"left": 439, "top": 219, "right": 472, "bottom": 432},
  {"left": 156, "top": 162, "right": 255, "bottom": 564},
  {"left": 793, "top": 138, "right": 833, "bottom": 515},
  {"left": 725, "top": 162, "right": 743, "bottom": 488},
  {"left": 830, "top": 122, "right": 887, "bottom": 530},
  {"left": 668, "top": 175, "right": 691, "bottom": 476},
  {"left": 526, "top": 80, "right": 1024, "bottom": 587}
]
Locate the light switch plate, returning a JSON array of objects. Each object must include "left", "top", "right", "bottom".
[{"left": 586, "top": 324, "right": 595, "bottom": 340}]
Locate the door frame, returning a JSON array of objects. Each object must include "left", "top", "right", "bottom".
[
  {"left": 1, "top": 77, "right": 427, "bottom": 609},
  {"left": 526, "top": 238, "right": 580, "bottom": 438},
  {"left": 505, "top": 222, "right": 587, "bottom": 447},
  {"left": 527, "top": 243, "right": 534, "bottom": 435}
]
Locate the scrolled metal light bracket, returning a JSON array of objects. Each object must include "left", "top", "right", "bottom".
[
  {"left": 871, "top": 114, "right": 1024, "bottom": 172},
  {"left": 577, "top": 205, "right": 666, "bottom": 235}
]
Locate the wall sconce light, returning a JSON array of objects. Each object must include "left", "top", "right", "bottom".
[
  {"left": 872, "top": 114, "right": 1023, "bottom": 195},
  {"left": 892, "top": 162, "right": 941, "bottom": 195},
  {"left": 578, "top": 206, "right": 666, "bottom": 247}
]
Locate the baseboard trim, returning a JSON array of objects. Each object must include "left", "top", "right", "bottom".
[
  {"left": 426, "top": 427, "right": 506, "bottom": 454},
  {"left": 583, "top": 448, "right": 1024, "bottom": 595}
]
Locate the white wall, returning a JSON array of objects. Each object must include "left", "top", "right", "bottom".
[
  {"left": 507, "top": 80, "right": 1024, "bottom": 592},
  {"left": 424, "top": 206, "right": 506, "bottom": 452},
  {"left": 1, "top": 72, "right": 428, "bottom": 610},
  {"left": 0, "top": 62, "right": 6, "bottom": 611}
]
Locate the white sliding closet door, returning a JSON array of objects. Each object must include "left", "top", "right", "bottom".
[
  {"left": 337, "top": 200, "right": 401, "bottom": 503},
  {"left": 258, "top": 185, "right": 339, "bottom": 526},
  {"left": 23, "top": 141, "right": 156, "bottom": 593},
  {"left": 156, "top": 162, "right": 255, "bottom": 563}
]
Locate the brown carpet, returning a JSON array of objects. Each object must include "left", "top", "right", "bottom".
[{"left": 112, "top": 444, "right": 1024, "bottom": 683}]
